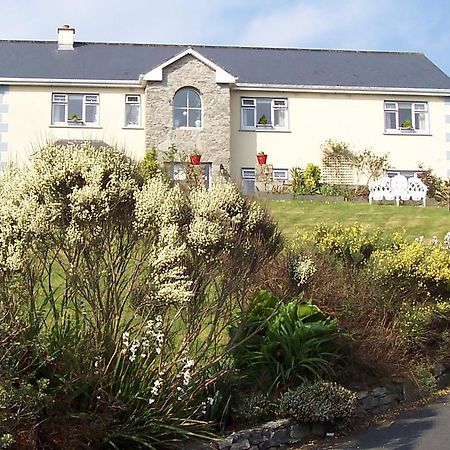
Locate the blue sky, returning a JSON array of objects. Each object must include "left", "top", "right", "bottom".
[{"left": 2, "top": 0, "right": 450, "bottom": 75}]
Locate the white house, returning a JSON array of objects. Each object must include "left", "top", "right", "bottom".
[{"left": 1, "top": 25, "right": 450, "bottom": 190}]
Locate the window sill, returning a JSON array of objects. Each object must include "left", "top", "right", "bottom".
[
  {"left": 122, "top": 126, "right": 144, "bottom": 130},
  {"left": 49, "top": 125, "right": 103, "bottom": 129},
  {"left": 384, "top": 130, "right": 432, "bottom": 136},
  {"left": 240, "top": 128, "right": 291, "bottom": 133},
  {"left": 173, "top": 127, "right": 203, "bottom": 130}
]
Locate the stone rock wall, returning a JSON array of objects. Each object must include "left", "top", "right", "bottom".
[
  {"left": 185, "top": 366, "right": 450, "bottom": 450},
  {"left": 145, "top": 55, "right": 231, "bottom": 180}
]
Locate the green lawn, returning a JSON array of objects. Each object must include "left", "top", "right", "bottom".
[{"left": 264, "top": 199, "right": 450, "bottom": 241}]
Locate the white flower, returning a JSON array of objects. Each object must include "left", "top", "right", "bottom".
[{"left": 292, "top": 254, "right": 316, "bottom": 286}]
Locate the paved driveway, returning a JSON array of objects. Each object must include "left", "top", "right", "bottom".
[{"left": 307, "top": 394, "right": 450, "bottom": 450}]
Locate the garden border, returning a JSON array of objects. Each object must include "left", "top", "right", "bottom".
[{"left": 185, "top": 366, "right": 450, "bottom": 450}]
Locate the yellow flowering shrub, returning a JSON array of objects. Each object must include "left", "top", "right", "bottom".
[
  {"left": 296, "top": 223, "right": 388, "bottom": 267},
  {"left": 371, "top": 240, "right": 450, "bottom": 299}
]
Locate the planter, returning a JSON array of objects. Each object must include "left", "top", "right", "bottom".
[
  {"left": 189, "top": 154, "right": 201, "bottom": 165},
  {"left": 68, "top": 120, "right": 83, "bottom": 126},
  {"left": 256, "top": 154, "right": 267, "bottom": 165}
]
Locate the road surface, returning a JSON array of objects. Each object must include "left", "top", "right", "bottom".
[{"left": 307, "top": 393, "right": 450, "bottom": 450}]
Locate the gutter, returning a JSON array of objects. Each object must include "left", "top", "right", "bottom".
[
  {"left": 0, "top": 77, "right": 144, "bottom": 88},
  {"left": 233, "top": 83, "right": 450, "bottom": 97}
]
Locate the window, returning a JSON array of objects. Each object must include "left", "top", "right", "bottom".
[
  {"left": 241, "top": 168, "right": 255, "bottom": 195},
  {"left": 125, "top": 94, "right": 141, "bottom": 127},
  {"left": 52, "top": 93, "right": 99, "bottom": 125},
  {"left": 273, "top": 169, "right": 289, "bottom": 180},
  {"left": 173, "top": 88, "right": 202, "bottom": 128},
  {"left": 241, "top": 168, "right": 256, "bottom": 179},
  {"left": 384, "top": 101, "right": 429, "bottom": 133},
  {"left": 241, "top": 97, "right": 288, "bottom": 130}
]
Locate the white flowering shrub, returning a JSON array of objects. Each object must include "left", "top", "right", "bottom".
[
  {"left": 292, "top": 254, "right": 317, "bottom": 286},
  {"left": 277, "top": 381, "right": 357, "bottom": 424},
  {"left": 0, "top": 142, "right": 282, "bottom": 448}
]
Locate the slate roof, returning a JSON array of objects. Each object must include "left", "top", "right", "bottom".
[{"left": 1, "top": 40, "right": 450, "bottom": 90}]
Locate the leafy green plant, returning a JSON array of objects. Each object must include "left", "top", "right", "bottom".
[
  {"left": 290, "top": 167, "right": 306, "bottom": 196},
  {"left": 401, "top": 119, "right": 413, "bottom": 128},
  {"left": 290, "top": 163, "right": 321, "bottom": 196},
  {"left": 140, "top": 146, "right": 160, "bottom": 179},
  {"left": 318, "top": 183, "right": 347, "bottom": 196},
  {"left": 231, "top": 291, "right": 340, "bottom": 391},
  {"left": 277, "top": 381, "right": 357, "bottom": 424},
  {"left": 257, "top": 115, "right": 268, "bottom": 125},
  {"left": 303, "top": 163, "right": 321, "bottom": 194}
]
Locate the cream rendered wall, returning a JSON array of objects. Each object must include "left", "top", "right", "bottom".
[
  {"left": 230, "top": 90, "right": 449, "bottom": 181},
  {"left": 5, "top": 85, "right": 146, "bottom": 166}
]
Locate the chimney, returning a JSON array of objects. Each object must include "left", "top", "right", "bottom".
[{"left": 57, "top": 24, "right": 75, "bottom": 50}]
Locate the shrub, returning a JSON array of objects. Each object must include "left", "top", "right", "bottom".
[
  {"left": 277, "top": 381, "right": 357, "bottom": 424},
  {"left": 296, "top": 223, "right": 389, "bottom": 268},
  {"left": 0, "top": 142, "right": 283, "bottom": 448},
  {"left": 303, "top": 163, "right": 321, "bottom": 194},
  {"left": 410, "top": 363, "right": 437, "bottom": 397},
  {"left": 290, "top": 163, "right": 321, "bottom": 195},
  {"left": 230, "top": 393, "right": 276, "bottom": 424},
  {"left": 370, "top": 239, "right": 450, "bottom": 301},
  {"left": 418, "top": 166, "right": 449, "bottom": 202},
  {"left": 231, "top": 290, "right": 340, "bottom": 391},
  {"left": 140, "top": 146, "right": 160, "bottom": 179}
]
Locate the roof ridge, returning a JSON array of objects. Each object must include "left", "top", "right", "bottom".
[{"left": 0, "top": 39, "right": 424, "bottom": 56}]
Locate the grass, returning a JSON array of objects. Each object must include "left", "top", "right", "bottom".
[{"left": 264, "top": 199, "right": 450, "bottom": 241}]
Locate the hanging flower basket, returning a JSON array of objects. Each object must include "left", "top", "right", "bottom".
[
  {"left": 190, "top": 154, "right": 202, "bottom": 165},
  {"left": 256, "top": 153, "right": 267, "bottom": 165}
]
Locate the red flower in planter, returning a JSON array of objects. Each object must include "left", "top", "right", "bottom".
[
  {"left": 257, "top": 152, "right": 267, "bottom": 165},
  {"left": 190, "top": 154, "right": 202, "bottom": 165}
]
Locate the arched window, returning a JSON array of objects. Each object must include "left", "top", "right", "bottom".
[{"left": 173, "top": 88, "right": 202, "bottom": 128}]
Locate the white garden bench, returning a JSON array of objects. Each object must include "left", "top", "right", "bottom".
[{"left": 369, "top": 173, "right": 428, "bottom": 206}]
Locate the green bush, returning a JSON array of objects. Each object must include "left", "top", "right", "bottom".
[
  {"left": 290, "top": 163, "right": 321, "bottom": 195},
  {"left": 140, "top": 146, "right": 160, "bottom": 179},
  {"left": 231, "top": 290, "right": 340, "bottom": 391},
  {"left": 230, "top": 393, "right": 276, "bottom": 424},
  {"left": 418, "top": 166, "right": 450, "bottom": 202},
  {"left": 277, "top": 381, "right": 357, "bottom": 424}
]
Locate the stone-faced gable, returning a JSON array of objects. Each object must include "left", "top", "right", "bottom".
[{"left": 145, "top": 54, "right": 231, "bottom": 179}]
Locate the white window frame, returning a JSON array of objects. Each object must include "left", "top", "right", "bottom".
[
  {"left": 51, "top": 93, "right": 99, "bottom": 126},
  {"left": 173, "top": 88, "right": 203, "bottom": 129},
  {"left": 124, "top": 94, "right": 141, "bottom": 127},
  {"left": 272, "top": 168, "right": 289, "bottom": 180},
  {"left": 241, "top": 168, "right": 256, "bottom": 179},
  {"left": 240, "top": 97, "right": 289, "bottom": 131},
  {"left": 384, "top": 101, "right": 429, "bottom": 134}
]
